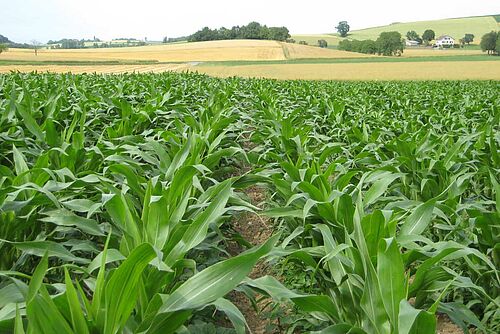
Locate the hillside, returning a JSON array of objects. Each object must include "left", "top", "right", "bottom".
[
  {"left": 1, "top": 40, "right": 373, "bottom": 63},
  {"left": 293, "top": 15, "right": 500, "bottom": 46}
]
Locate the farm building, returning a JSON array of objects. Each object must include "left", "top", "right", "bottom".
[
  {"left": 435, "top": 35, "right": 455, "bottom": 47},
  {"left": 405, "top": 39, "right": 420, "bottom": 46}
]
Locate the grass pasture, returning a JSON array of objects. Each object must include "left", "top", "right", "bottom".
[
  {"left": 293, "top": 15, "right": 500, "bottom": 46},
  {"left": 282, "top": 42, "right": 373, "bottom": 59},
  {"left": 289, "top": 34, "right": 342, "bottom": 47}
]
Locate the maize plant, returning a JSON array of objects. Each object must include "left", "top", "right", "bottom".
[{"left": 0, "top": 73, "right": 499, "bottom": 333}]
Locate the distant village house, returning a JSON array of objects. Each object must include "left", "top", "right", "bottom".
[{"left": 435, "top": 35, "right": 455, "bottom": 47}]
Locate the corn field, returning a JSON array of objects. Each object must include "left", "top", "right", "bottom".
[{"left": 0, "top": 72, "right": 498, "bottom": 334}]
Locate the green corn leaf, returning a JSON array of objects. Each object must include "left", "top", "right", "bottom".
[
  {"left": 103, "top": 243, "right": 156, "bottom": 334},
  {"left": 3, "top": 240, "right": 89, "bottom": 264},
  {"left": 14, "top": 304, "right": 25, "bottom": 334},
  {"left": 12, "top": 145, "right": 29, "bottom": 181},
  {"left": 377, "top": 238, "right": 405, "bottom": 330},
  {"left": 398, "top": 300, "right": 436, "bottom": 334},
  {"left": 364, "top": 174, "right": 401, "bottom": 207},
  {"left": 164, "top": 181, "right": 231, "bottom": 266},
  {"left": 211, "top": 298, "right": 247, "bottom": 334},
  {"left": 400, "top": 199, "right": 436, "bottom": 236},
  {"left": 16, "top": 103, "right": 45, "bottom": 141},
  {"left": 40, "top": 209, "right": 103, "bottom": 236},
  {"left": 64, "top": 268, "right": 89, "bottom": 334},
  {"left": 158, "top": 233, "right": 279, "bottom": 313}
]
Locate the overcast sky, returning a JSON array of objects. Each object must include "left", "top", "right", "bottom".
[{"left": 2, "top": 0, "right": 499, "bottom": 43}]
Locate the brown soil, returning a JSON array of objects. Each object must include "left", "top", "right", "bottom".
[
  {"left": 228, "top": 185, "right": 277, "bottom": 334},
  {"left": 437, "top": 314, "right": 464, "bottom": 334}
]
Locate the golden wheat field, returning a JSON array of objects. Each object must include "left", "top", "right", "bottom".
[
  {"left": 193, "top": 61, "right": 500, "bottom": 80},
  {"left": 1, "top": 40, "right": 288, "bottom": 62}
]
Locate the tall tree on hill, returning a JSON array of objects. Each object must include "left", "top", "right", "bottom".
[
  {"left": 376, "top": 31, "right": 404, "bottom": 56},
  {"left": 336, "top": 21, "right": 350, "bottom": 37},
  {"left": 422, "top": 29, "right": 435, "bottom": 44},
  {"left": 480, "top": 31, "right": 498, "bottom": 54}
]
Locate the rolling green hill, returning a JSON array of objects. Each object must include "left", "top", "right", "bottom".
[{"left": 293, "top": 15, "right": 500, "bottom": 46}]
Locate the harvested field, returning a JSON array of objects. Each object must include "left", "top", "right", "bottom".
[
  {"left": 1, "top": 40, "right": 287, "bottom": 62},
  {"left": 0, "top": 63, "right": 192, "bottom": 74}
]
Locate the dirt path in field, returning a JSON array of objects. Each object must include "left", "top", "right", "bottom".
[{"left": 228, "top": 184, "right": 277, "bottom": 334}]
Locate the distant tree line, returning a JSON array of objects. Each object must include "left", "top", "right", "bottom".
[
  {"left": 163, "top": 36, "right": 188, "bottom": 43},
  {"left": 0, "top": 34, "right": 32, "bottom": 49},
  {"left": 339, "top": 31, "right": 404, "bottom": 56},
  {"left": 47, "top": 38, "right": 146, "bottom": 49},
  {"left": 188, "top": 22, "right": 290, "bottom": 42},
  {"left": 47, "top": 39, "right": 86, "bottom": 49}
]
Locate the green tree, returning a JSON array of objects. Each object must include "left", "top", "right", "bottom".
[
  {"left": 422, "top": 29, "right": 435, "bottom": 44},
  {"left": 317, "top": 39, "right": 328, "bottom": 48},
  {"left": 0, "top": 43, "right": 8, "bottom": 53},
  {"left": 269, "top": 27, "right": 290, "bottom": 41},
  {"left": 361, "top": 40, "right": 377, "bottom": 54},
  {"left": 480, "top": 31, "right": 498, "bottom": 54},
  {"left": 336, "top": 21, "right": 350, "bottom": 37},
  {"left": 376, "top": 31, "right": 404, "bottom": 56},
  {"left": 406, "top": 30, "right": 422, "bottom": 43},
  {"left": 241, "top": 21, "right": 265, "bottom": 39},
  {"left": 462, "top": 33, "right": 474, "bottom": 45}
]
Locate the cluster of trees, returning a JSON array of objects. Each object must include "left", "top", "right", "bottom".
[
  {"left": 459, "top": 33, "right": 475, "bottom": 45},
  {"left": 405, "top": 29, "right": 435, "bottom": 44},
  {"left": 480, "top": 31, "right": 500, "bottom": 54},
  {"left": 47, "top": 38, "right": 146, "bottom": 49},
  {"left": 47, "top": 39, "right": 87, "bottom": 49},
  {"left": 339, "top": 31, "right": 404, "bottom": 56},
  {"left": 188, "top": 22, "right": 290, "bottom": 42}
]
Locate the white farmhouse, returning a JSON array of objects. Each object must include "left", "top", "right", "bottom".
[{"left": 435, "top": 35, "right": 455, "bottom": 47}]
